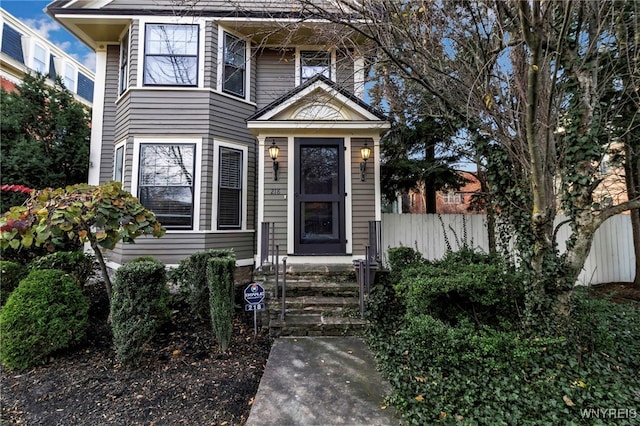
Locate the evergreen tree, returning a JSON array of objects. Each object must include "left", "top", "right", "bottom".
[{"left": 1, "top": 73, "right": 90, "bottom": 212}]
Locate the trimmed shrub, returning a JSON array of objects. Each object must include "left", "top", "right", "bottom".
[
  {"left": 173, "top": 249, "right": 227, "bottom": 321},
  {"left": 206, "top": 249, "right": 236, "bottom": 352},
  {"left": 110, "top": 260, "right": 170, "bottom": 367},
  {"left": 0, "top": 260, "right": 28, "bottom": 306},
  {"left": 29, "top": 251, "right": 97, "bottom": 286},
  {"left": 395, "top": 251, "right": 524, "bottom": 327},
  {"left": 0, "top": 269, "right": 89, "bottom": 370}
]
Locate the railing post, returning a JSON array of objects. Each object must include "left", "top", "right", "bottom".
[
  {"left": 281, "top": 257, "right": 287, "bottom": 321},
  {"left": 274, "top": 244, "right": 279, "bottom": 299},
  {"left": 365, "top": 245, "right": 371, "bottom": 296},
  {"left": 358, "top": 259, "right": 365, "bottom": 318}
]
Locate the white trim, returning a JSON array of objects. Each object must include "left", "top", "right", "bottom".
[
  {"left": 287, "top": 135, "right": 295, "bottom": 253},
  {"left": 344, "top": 137, "right": 353, "bottom": 254},
  {"left": 256, "top": 136, "right": 267, "bottom": 263},
  {"left": 137, "top": 18, "right": 206, "bottom": 89},
  {"left": 282, "top": 256, "right": 357, "bottom": 265},
  {"left": 374, "top": 136, "right": 382, "bottom": 220},
  {"left": 216, "top": 26, "right": 252, "bottom": 103},
  {"left": 248, "top": 121, "right": 390, "bottom": 130},
  {"left": 88, "top": 49, "right": 107, "bottom": 185},
  {"left": 131, "top": 137, "right": 203, "bottom": 231},
  {"left": 212, "top": 139, "right": 249, "bottom": 231},
  {"left": 106, "top": 257, "right": 255, "bottom": 271},
  {"left": 30, "top": 41, "right": 49, "bottom": 75}
]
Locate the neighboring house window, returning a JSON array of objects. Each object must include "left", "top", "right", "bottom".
[
  {"left": 119, "top": 30, "right": 129, "bottom": 94},
  {"left": 217, "top": 146, "right": 243, "bottom": 229},
  {"left": 222, "top": 32, "right": 245, "bottom": 97},
  {"left": 33, "top": 43, "right": 47, "bottom": 74},
  {"left": 144, "top": 24, "right": 198, "bottom": 86},
  {"left": 300, "top": 50, "right": 330, "bottom": 83},
  {"left": 138, "top": 143, "right": 195, "bottom": 229},
  {"left": 443, "top": 191, "right": 463, "bottom": 204},
  {"left": 114, "top": 144, "right": 124, "bottom": 182},
  {"left": 64, "top": 63, "right": 77, "bottom": 91}
]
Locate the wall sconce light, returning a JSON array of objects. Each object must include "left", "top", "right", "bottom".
[
  {"left": 360, "top": 142, "right": 372, "bottom": 181},
  {"left": 268, "top": 141, "right": 280, "bottom": 181}
]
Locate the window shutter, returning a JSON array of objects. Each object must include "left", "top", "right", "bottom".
[{"left": 218, "top": 147, "right": 242, "bottom": 228}]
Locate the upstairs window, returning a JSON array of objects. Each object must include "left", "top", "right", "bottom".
[
  {"left": 119, "top": 30, "right": 129, "bottom": 93},
  {"left": 300, "top": 50, "right": 330, "bottom": 83},
  {"left": 217, "top": 146, "right": 243, "bottom": 229},
  {"left": 64, "top": 63, "right": 77, "bottom": 91},
  {"left": 443, "top": 191, "right": 463, "bottom": 204},
  {"left": 138, "top": 143, "right": 195, "bottom": 229},
  {"left": 33, "top": 43, "right": 47, "bottom": 74},
  {"left": 222, "top": 32, "right": 246, "bottom": 97},
  {"left": 114, "top": 144, "right": 124, "bottom": 182},
  {"left": 144, "top": 24, "right": 198, "bottom": 86}
]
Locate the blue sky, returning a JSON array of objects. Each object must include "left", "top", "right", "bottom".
[{"left": 1, "top": 0, "right": 95, "bottom": 71}]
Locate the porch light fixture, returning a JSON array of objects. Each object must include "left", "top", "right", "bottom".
[
  {"left": 268, "top": 141, "right": 280, "bottom": 181},
  {"left": 360, "top": 142, "right": 372, "bottom": 181}
]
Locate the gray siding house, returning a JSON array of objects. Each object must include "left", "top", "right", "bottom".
[{"left": 47, "top": 0, "right": 389, "bottom": 270}]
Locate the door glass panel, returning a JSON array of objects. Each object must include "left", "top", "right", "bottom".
[
  {"left": 300, "top": 146, "right": 338, "bottom": 195},
  {"left": 302, "top": 202, "right": 339, "bottom": 242}
]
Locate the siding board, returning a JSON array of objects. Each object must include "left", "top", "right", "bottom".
[{"left": 255, "top": 48, "right": 295, "bottom": 109}]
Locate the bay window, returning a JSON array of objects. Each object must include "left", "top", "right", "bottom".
[
  {"left": 222, "top": 32, "right": 246, "bottom": 97},
  {"left": 138, "top": 143, "right": 195, "bottom": 229},
  {"left": 144, "top": 24, "right": 198, "bottom": 86}
]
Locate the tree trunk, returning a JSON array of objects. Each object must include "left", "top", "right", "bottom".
[
  {"left": 89, "top": 237, "right": 113, "bottom": 302},
  {"left": 625, "top": 141, "right": 640, "bottom": 286}
]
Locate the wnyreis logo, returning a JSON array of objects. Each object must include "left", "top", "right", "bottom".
[{"left": 580, "top": 408, "right": 637, "bottom": 420}]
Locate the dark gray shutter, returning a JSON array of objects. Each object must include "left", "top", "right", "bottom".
[{"left": 218, "top": 147, "right": 242, "bottom": 228}]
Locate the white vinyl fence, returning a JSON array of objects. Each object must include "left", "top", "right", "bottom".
[{"left": 381, "top": 213, "right": 635, "bottom": 285}]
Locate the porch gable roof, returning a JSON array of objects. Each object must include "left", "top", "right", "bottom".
[{"left": 247, "top": 74, "right": 389, "bottom": 126}]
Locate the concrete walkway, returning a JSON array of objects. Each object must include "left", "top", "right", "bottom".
[{"left": 246, "top": 337, "right": 401, "bottom": 426}]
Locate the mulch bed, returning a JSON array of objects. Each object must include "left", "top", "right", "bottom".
[
  {"left": 0, "top": 284, "right": 273, "bottom": 425},
  {"left": 589, "top": 281, "right": 640, "bottom": 304}
]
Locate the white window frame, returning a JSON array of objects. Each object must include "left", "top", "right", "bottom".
[
  {"left": 31, "top": 41, "right": 49, "bottom": 75},
  {"left": 216, "top": 26, "right": 251, "bottom": 102},
  {"left": 131, "top": 137, "right": 202, "bottom": 232},
  {"left": 295, "top": 47, "right": 336, "bottom": 86},
  {"left": 113, "top": 139, "right": 126, "bottom": 183},
  {"left": 136, "top": 17, "right": 206, "bottom": 89},
  {"left": 119, "top": 28, "right": 130, "bottom": 94},
  {"left": 63, "top": 62, "right": 77, "bottom": 92},
  {"left": 212, "top": 140, "right": 248, "bottom": 231},
  {"left": 443, "top": 191, "right": 463, "bottom": 205}
]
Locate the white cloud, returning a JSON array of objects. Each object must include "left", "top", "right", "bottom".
[
  {"left": 23, "top": 18, "right": 61, "bottom": 39},
  {"left": 82, "top": 52, "right": 96, "bottom": 72}
]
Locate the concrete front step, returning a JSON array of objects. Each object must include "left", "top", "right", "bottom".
[
  {"left": 257, "top": 269, "right": 365, "bottom": 336},
  {"left": 269, "top": 314, "right": 369, "bottom": 337}
]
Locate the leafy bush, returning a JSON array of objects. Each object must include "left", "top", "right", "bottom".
[
  {"left": 396, "top": 261, "right": 524, "bottom": 327},
  {"left": 0, "top": 260, "right": 27, "bottom": 306},
  {"left": 110, "top": 260, "right": 170, "bottom": 367},
  {"left": 0, "top": 269, "right": 89, "bottom": 370},
  {"left": 206, "top": 249, "right": 236, "bottom": 352},
  {"left": 367, "top": 247, "right": 640, "bottom": 425},
  {"left": 172, "top": 249, "right": 228, "bottom": 321},
  {"left": 29, "top": 251, "right": 97, "bottom": 286}
]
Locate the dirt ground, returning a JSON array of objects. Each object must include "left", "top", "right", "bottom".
[
  {"left": 589, "top": 281, "right": 640, "bottom": 304},
  {"left": 0, "top": 284, "right": 272, "bottom": 426}
]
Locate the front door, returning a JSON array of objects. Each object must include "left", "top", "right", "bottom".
[{"left": 294, "top": 138, "right": 346, "bottom": 254}]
